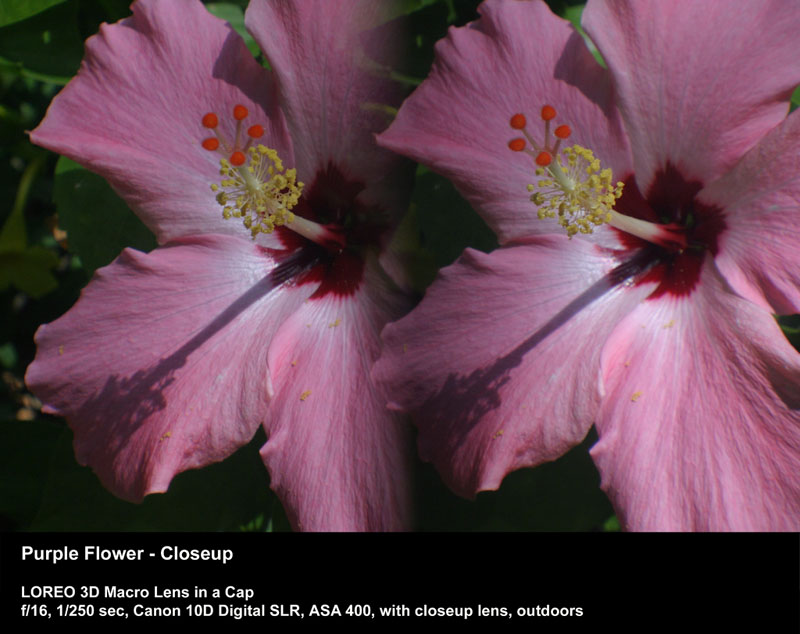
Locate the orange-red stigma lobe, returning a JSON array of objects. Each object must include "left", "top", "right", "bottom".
[
  {"left": 199, "top": 107, "right": 268, "bottom": 157},
  {"left": 541, "top": 105, "right": 556, "bottom": 121},
  {"left": 554, "top": 124, "right": 571, "bottom": 139},
  {"left": 505, "top": 108, "right": 571, "bottom": 157},
  {"left": 510, "top": 113, "right": 526, "bottom": 129}
]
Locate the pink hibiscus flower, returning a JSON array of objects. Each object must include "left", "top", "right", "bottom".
[
  {"left": 374, "top": 0, "right": 800, "bottom": 530},
  {"left": 26, "top": 0, "right": 414, "bottom": 531}
]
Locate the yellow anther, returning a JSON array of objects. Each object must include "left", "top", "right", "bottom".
[
  {"left": 211, "top": 145, "right": 303, "bottom": 239},
  {"left": 527, "top": 144, "right": 623, "bottom": 238}
]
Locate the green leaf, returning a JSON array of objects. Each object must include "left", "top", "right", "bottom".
[
  {"left": 416, "top": 432, "right": 614, "bottom": 531},
  {"left": 791, "top": 86, "right": 800, "bottom": 113},
  {"left": 1, "top": 152, "right": 47, "bottom": 252},
  {"left": 205, "top": 3, "right": 260, "bottom": 58},
  {"left": 0, "top": 152, "right": 58, "bottom": 298},
  {"left": 603, "top": 515, "right": 621, "bottom": 532},
  {"left": 0, "top": 56, "right": 71, "bottom": 85},
  {"left": 238, "top": 513, "right": 269, "bottom": 532},
  {"left": 384, "top": 205, "right": 438, "bottom": 293},
  {"left": 0, "top": 0, "right": 65, "bottom": 27},
  {"left": 0, "top": 418, "right": 64, "bottom": 530},
  {"left": 561, "top": 3, "right": 605, "bottom": 68},
  {"left": 53, "top": 157, "right": 157, "bottom": 273},
  {"left": 411, "top": 169, "right": 498, "bottom": 270},
  {"left": 0, "top": 191, "right": 27, "bottom": 251},
  {"left": 0, "top": 342, "right": 17, "bottom": 369},
  {"left": 29, "top": 426, "right": 275, "bottom": 531},
  {"left": 562, "top": 3, "right": 585, "bottom": 28},
  {"left": 0, "top": 1, "right": 83, "bottom": 79},
  {"left": 779, "top": 315, "right": 800, "bottom": 351},
  {"left": 0, "top": 247, "right": 58, "bottom": 298},
  {"left": 396, "top": 0, "right": 443, "bottom": 16}
]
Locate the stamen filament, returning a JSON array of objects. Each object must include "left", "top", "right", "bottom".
[
  {"left": 238, "top": 164, "right": 261, "bottom": 192},
  {"left": 522, "top": 128, "right": 541, "bottom": 152},
  {"left": 607, "top": 211, "right": 688, "bottom": 250},
  {"left": 287, "top": 215, "right": 345, "bottom": 251},
  {"left": 544, "top": 119, "right": 551, "bottom": 151},
  {"left": 545, "top": 158, "right": 573, "bottom": 193},
  {"left": 213, "top": 128, "right": 231, "bottom": 155}
]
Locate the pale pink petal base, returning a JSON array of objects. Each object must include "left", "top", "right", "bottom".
[
  {"left": 700, "top": 110, "right": 800, "bottom": 314},
  {"left": 375, "top": 238, "right": 652, "bottom": 498},
  {"left": 26, "top": 235, "right": 314, "bottom": 501},
  {"left": 31, "top": 0, "right": 291, "bottom": 243},
  {"left": 584, "top": 0, "right": 800, "bottom": 189},
  {"left": 377, "top": 0, "right": 630, "bottom": 244},
  {"left": 594, "top": 260, "right": 800, "bottom": 531},
  {"left": 262, "top": 258, "right": 412, "bottom": 531}
]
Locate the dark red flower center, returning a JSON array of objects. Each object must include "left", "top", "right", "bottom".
[
  {"left": 275, "top": 163, "right": 386, "bottom": 298},
  {"left": 614, "top": 163, "right": 727, "bottom": 299}
]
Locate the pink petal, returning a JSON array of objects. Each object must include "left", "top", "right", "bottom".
[
  {"left": 261, "top": 259, "right": 412, "bottom": 531},
  {"left": 584, "top": 0, "right": 800, "bottom": 190},
  {"left": 374, "top": 237, "right": 651, "bottom": 498},
  {"left": 377, "top": 0, "right": 631, "bottom": 244},
  {"left": 699, "top": 110, "right": 800, "bottom": 314},
  {"left": 593, "top": 261, "right": 800, "bottom": 531},
  {"left": 30, "top": 0, "right": 291, "bottom": 244},
  {"left": 26, "top": 235, "right": 314, "bottom": 501},
  {"left": 246, "top": 0, "right": 411, "bottom": 222}
]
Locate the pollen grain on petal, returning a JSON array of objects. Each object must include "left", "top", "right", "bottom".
[{"left": 300, "top": 389, "right": 312, "bottom": 401}]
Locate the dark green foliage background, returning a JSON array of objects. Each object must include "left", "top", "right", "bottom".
[{"left": 1, "top": 0, "right": 796, "bottom": 532}]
